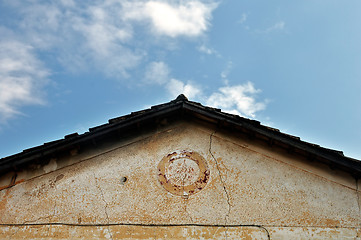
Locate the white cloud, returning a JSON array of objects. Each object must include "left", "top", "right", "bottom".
[
  {"left": 123, "top": 1, "right": 217, "bottom": 37},
  {"left": 221, "top": 61, "right": 233, "bottom": 82},
  {"left": 15, "top": 3, "right": 65, "bottom": 50},
  {"left": 206, "top": 82, "right": 266, "bottom": 118},
  {"left": 144, "top": 61, "right": 170, "bottom": 84},
  {"left": 0, "top": 0, "right": 219, "bottom": 123},
  {"left": 142, "top": 62, "right": 266, "bottom": 118},
  {"left": 72, "top": 6, "right": 141, "bottom": 77},
  {"left": 144, "top": 61, "right": 201, "bottom": 98},
  {"left": 5, "top": 1, "right": 217, "bottom": 78},
  {"left": 60, "top": 0, "right": 75, "bottom": 8},
  {"left": 238, "top": 13, "right": 247, "bottom": 24},
  {"left": 12, "top": 1, "right": 143, "bottom": 78},
  {"left": 166, "top": 79, "right": 201, "bottom": 99},
  {"left": 144, "top": 61, "right": 267, "bottom": 118},
  {"left": 198, "top": 44, "right": 216, "bottom": 55},
  {"left": 265, "top": 21, "right": 285, "bottom": 33},
  {"left": 0, "top": 41, "right": 49, "bottom": 122}
]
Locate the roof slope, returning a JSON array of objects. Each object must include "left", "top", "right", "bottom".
[{"left": 1, "top": 94, "right": 360, "bottom": 177}]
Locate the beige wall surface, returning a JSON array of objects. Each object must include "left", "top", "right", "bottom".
[{"left": 0, "top": 122, "right": 360, "bottom": 239}]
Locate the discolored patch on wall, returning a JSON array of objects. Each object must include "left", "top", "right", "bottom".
[{"left": 158, "top": 150, "right": 210, "bottom": 198}]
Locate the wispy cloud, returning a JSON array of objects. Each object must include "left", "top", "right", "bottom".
[
  {"left": 144, "top": 61, "right": 170, "bottom": 84},
  {"left": 144, "top": 61, "right": 201, "bottom": 98},
  {"left": 221, "top": 61, "right": 233, "bottom": 84},
  {"left": 206, "top": 82, "right": 266, "bottom": 118},
  {"left": 16, "top": 1, "right": 142, "bottom": 78},
  {"left": 253, "top": 21, "right": 286, "bottom": 34},
  {"left": 71, "top": 4, "right": 141, "bottom": 78},
  {"left": 197, "top": 44, "right": 220, "bottom": 56},
  {"left": 0, "top": 0, "right": 218, "bottom": 122},
  {"left": 4, "top": 0, "right": 218, "bottom": 78},
  {"left": 0, "top": 41, "right": 49, "bottom": 123},
  {"left": 167, "top": 79, "right": 201, "bottom": 99},
  {"left": 198, "top": 44, "right": 214, "bottom": 55},
  {"left": 238, "top": 13, "right": 248, "bottom": 24},
  {"left": 265, "top": 21, "right": 285, "bottom": 33}
]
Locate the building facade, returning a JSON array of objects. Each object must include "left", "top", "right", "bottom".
[{"left": 0, "top": 95, "right": 360, "bottom": 239}]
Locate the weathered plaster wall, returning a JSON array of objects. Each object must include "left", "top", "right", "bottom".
[{"left": 0, "top": 122, "right": 360, "bottom": 239}]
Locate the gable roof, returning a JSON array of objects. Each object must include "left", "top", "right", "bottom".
[{"left": 1, "top": 94, "right": 360, "bottom": 178}]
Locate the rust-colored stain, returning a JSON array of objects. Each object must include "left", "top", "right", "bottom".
[
  {"left": 0, "top": 189, "right": 10, "bottom": 212},
  {"left": 0, "top": 172, "right": 25, "bottom": 191},
  {"left": 0, "top": 179, "right": 25, "bottom": 192},
  {"left": 158, "top": 150, "right": 210, "bottom": 197},
  {"left": 0, "top": 176, "right": 25, "bottom": 213}
]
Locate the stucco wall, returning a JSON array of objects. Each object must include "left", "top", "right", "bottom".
[{"left": 0, "top": 122, "right": 360, "bottom": 239}]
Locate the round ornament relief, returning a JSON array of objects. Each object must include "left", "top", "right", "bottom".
[{"left": 158, "top": 150, "right": 210, "bottom": 197}]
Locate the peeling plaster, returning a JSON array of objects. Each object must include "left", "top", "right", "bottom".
[{"left": 43, "top": 159, "right": 57, "bottom": 174}]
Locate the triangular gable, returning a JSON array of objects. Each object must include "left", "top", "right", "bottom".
[{"left": 1, "top": 94, "right": 360, "bottom": 178}]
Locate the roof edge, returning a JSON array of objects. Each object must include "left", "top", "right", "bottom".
[{"left": 1, "top": 95, "right": 360, "bottom": 178}]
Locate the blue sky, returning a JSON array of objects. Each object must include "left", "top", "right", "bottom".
[{"left": 0, "top": 0, "right": 360, "bottom": 160}]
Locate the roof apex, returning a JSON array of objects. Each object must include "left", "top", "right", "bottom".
[{"left": 173, "top": 94, "right": 188, "bottom": 102}]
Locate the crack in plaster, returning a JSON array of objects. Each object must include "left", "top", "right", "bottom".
[
  {"left": 93, "top": 173, "right": 114, "bottom": 240},
  {"left": 209, "top": 131, "right": 270, "bottom": 240},
  {"left": 209, "top": 131, "right": 231, "bottom": 240}
]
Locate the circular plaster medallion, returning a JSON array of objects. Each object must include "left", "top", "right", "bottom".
[{"left": 158, "top": 151, "right": 210, "bottom": 197}]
